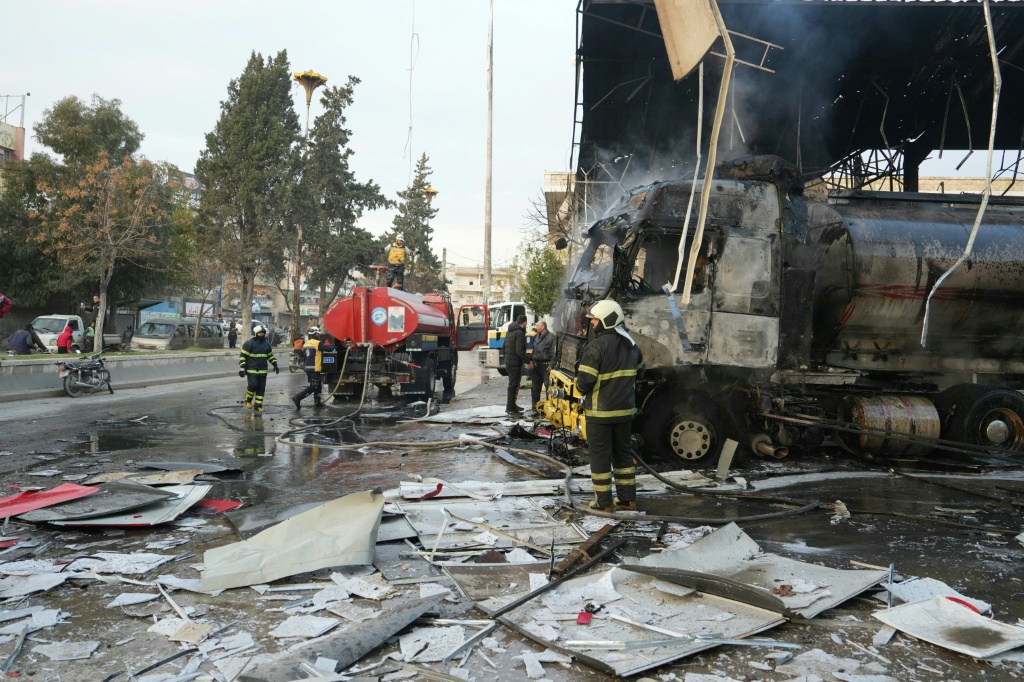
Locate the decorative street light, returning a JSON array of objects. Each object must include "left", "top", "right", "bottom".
[{"left": 291, "top": 70, "right": 328, "bottom": 340}]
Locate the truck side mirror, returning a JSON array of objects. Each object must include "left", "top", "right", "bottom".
[{"left": 554, "top": 237, "right": 568, "bottom": 251}]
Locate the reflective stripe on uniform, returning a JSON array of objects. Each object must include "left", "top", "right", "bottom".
[
  {"left": 577, "top": 365, "right": 598, "bottom": 376},
  {"left": 588, "top": 408, "right": 636, "bottom": 419},
  {"left": 612, "top": 466, "right": 636, "bottom": 475},
  {"left": 591, "top": 471, "right": 611, "bottom": 481},
  {"left": 598, "top": 369, "right": 636, "bottom": 380}
]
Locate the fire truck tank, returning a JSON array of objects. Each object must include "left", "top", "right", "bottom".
[{"left": 324, "top": 287, "right": 450, "bottom": 350}]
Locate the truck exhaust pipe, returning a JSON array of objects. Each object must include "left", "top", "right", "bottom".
[{"left": 751, "top": 433, "right": 788, "bottom": 459}]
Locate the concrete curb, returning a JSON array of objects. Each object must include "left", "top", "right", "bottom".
[{"left": 0, "top": 350, "right": 263, "bottom": 403}]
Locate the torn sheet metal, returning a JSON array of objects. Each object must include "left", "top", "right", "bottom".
[
  {"left": 444, "top": 563, "right": 546, "bottom": 610},
  {"left": 0, "top": 483, "right": 99, "bottom": 517},
  {"left": 0, "top": 574, "right": 67, "bottom": 599},
  {"left": 415, "top": 405, "right": 508, "bottom": 423},
  {"left": 17, "top": 480, "right": 175, "bottom": 522},
  {"left": 0, "top": 552, "right": 176, "bottom": 575},
  {"left": 224, "top": 500, "right": 325, "bottom": 539},
  {"left": 624, "top": 522, "right": 888, "bottom": 618},
  {"left": 883, "top": 576, "right": 990, "bottom": 613},
  {"left": 269, "top": 615, "right": 340, "bottom": 639},
  {"left": 193, "top": 498, "right": 243, "bottom": 514},
  {"left": 199, "top": 489, "right": 383, "bottom": 592},
  {"left": 377, "top": 514, "right": 418, "bottom": 543},
  {"left": 399, "top": 498, "right": 586, "bottom": 551},
  {"left": 873, "top": 596, "right": 1024, "bottom": 658},
  {"left": 138, "top": 461, "right": 239, "bottom": 473},
  {"left": 237, "top": 594, "right": 444, "bottom": 682},
  {"left": 49, "top": 485, "right": 210, "bottom": 527},
  {"left": 396, "top": 470, "right": 714, "bottom": 500},
  {"left": 499, "top": 566, "right": 785, "bottom": 677},
  {"left": 85, "top": 470, "right": 202, "bottom": 486},
  {"left": 31, "top": 640, "right": 99, "bottom": 661}
]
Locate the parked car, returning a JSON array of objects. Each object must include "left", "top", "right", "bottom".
[
  {"left": 31, "top": 315, "right": 120, "bottom": 354},
  {"left": 133, "top": 317, "right": 224, "bottom": 351}
]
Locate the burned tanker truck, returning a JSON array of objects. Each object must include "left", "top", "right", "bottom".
[{"left": 541, "top": 156, "right": 1024, "bottom": 466}]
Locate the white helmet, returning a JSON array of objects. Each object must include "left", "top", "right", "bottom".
[
  {"left": 307, "top": 326, "right": 320, "bottom": 335},
  {"left": 253, "top": 324, "right": 266, "bottom": 335},
  {"left": 586, "top": 300, "right": 625, "bottom": 331},
  {"left": 395, "top": 234, "right": 404, "bottom": 242}
]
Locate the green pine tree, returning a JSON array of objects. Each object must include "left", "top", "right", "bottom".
[
  {"left": 194, "top": 50, "right": 301, "bottom": 341},
  {"left": 389, "top": 153, "right": 441, "bottom": 292}
]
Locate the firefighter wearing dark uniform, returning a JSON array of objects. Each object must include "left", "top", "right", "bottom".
[
  {"left": 575, "top": 300, "right": 645, "bottom": 511},
  {"left": 385, "top": 235, "right": 408, "bottom": 290},
  {"left": 239, "top": 324, "right": 279, "bottom": 411},
  {"left": 292, "top": 327, "right": 326, "bottom": 410}
]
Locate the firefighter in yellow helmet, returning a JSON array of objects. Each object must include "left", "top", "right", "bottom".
[{"left": 575, "top": 299, "right": 645, "bottom": 512}]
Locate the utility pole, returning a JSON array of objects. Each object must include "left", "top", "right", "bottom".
[
  {"left": 292, "top": 70, "right": 328, "bottom": 341},
  {"left": 483, "top": 0, "right": 494, "bottom": 303},
  {"left": 441, "top": 248, "right": 447, "bottom": 292}
]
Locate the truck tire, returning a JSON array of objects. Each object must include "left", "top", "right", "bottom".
[
  {"left": 940, "top": 385, "right": 1024, "bottom": 453},
  {"left": 442, "top": 363, "right": 457, "bottom": 395},
  {"left": 641, "top": 391, "right": 730, "bottom": 467}
]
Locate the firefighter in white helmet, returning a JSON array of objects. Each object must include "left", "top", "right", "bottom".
[
  {"left": 575, "top": 299, "right": 645, "bottom": 511},
  {"left": 238, "top": 324, "right": 279, "bottom": 412}
]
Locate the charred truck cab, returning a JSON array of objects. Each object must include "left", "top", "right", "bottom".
[{"left": 543, "top": 155, "right": 1024, "bottom": 467}]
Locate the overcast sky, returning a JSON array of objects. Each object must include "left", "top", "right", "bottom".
[{"left": 2, "top": 1, "right": 577, "bottom": 270}]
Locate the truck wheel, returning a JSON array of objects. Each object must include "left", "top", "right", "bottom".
[
  {"left": 442, "top": 363, "right": 457, "bottom": 394},
  {"left": 641, "top": 392, "right": 728, "bottom": 467},
  {"left": 941, "top": 385, "right": 1024, "bottom": 453}
]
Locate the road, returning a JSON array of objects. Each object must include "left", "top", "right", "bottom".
[{"left": 0, "top": 356, "right": 1022, "bottom": 680}]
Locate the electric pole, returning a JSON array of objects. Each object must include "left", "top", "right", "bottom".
[{"left": 483, "top": 0, "right": 494, "bottom": 303}]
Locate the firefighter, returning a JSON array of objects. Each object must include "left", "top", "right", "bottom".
[
  {"left": 239, "top": 324, "right": 279, "bottom": 412},
  {"left": 385, "top": 234, "right": 410, "bottom": 290},
  {"left": 575, "top": 300, "right": 645, "bottom": 512},
  {"left": 292, "top": 327, "right": 326, "bottom": 410}
]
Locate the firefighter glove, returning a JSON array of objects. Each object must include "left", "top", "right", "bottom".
[
  {"left": 238, "top": 370, "right": 246, "bottom": 377},
  {"left": 273, "top": 364, "right": 280, "bottom": 374}
]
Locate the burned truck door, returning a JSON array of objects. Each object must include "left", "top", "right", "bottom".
[{"left": 455, "top": 305, "right": 489, "bottom": 351}]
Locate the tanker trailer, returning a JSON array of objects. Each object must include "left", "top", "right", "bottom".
[
  {"left": 541, "top": 155, "right": 1024, "bottom": 466},
  {"left": 322, "top": 286, "right": 490, "bottom": 402}
]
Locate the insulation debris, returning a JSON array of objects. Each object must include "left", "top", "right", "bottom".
[
  {"left": 31, "top": 640, "right": 100, "bottom": 661},
  {"left": 873, "top": 596, "right": 1024, "bottom": 658}
]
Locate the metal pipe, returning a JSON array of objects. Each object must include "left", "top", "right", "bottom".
[{"left": 751, "top": 433, "right": 788, "bottom": 459}]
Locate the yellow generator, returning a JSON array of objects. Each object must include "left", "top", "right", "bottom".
[{"left": 540, "top": 367, "right": 588, "bottom": 440}]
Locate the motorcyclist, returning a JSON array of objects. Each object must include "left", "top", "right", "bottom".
[{"left": 238, "top": 324, "right": 279, "bottom": 412}]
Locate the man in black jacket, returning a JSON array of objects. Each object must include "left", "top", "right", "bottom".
[
  {"left": 576, "top": 300, "right": 644, "bottom": 512},
  {"left": 503, "top": 315, "right": 530, "bottom": 417}
]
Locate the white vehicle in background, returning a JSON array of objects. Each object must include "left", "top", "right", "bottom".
[
  {"left": 476, "top": 301, "right": 541, "bottom": 374},
  {"left": 31, "top": 314, "right": 120, "bottom": 353}
]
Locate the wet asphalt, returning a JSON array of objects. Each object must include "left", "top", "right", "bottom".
[{"left": 0, "top": 354, "right": 1023, "bottom": 680}]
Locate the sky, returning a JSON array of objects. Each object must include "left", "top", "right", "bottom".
[{"left": 1, "top": 1, "right": 578, "bottom": 271}]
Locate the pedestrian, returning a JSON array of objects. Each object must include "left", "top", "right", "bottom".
[
  {"left": 56, "top": 324, "right": 74, "bottom": 354},
  {"left": 384, "top": 234, "right": 410, "bottom": 290},
  {"left": 238, "top": 324, "right": 279, "bottom": 412},
  {"left": 575, "top": 300, "right": 644, "bottom": 512},
  {"left": 503, "top": 314, "right": 530, "bottom": 417},
  {"left": 84, "top": 321, "right": 96, "bottom": 352},
  {"left": 227, "top": 321, "right": 238, "bottom": 349},
  {"left": 292, "top": 326, "right": 326, "bottom": 410},
  {"left": 6, "top": 324, "right": 43, "bottom": 355},
  {"left": 529, "top": 320, "right": 556, "bottom": 416}
]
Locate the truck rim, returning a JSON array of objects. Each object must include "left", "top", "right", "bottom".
[{"left": 667, "top": 416, "right": 716, "bottom": 461}]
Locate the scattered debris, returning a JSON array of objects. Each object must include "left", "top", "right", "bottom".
[
  {"left": 873, "top": 595, "right": 1024, "bottom": 658},
  {"left": 200, "top": 489, "right": 384, "bottom": 591},
  {"left": 0, "top": 483, "right": 99, "bottom": 516},
  {"left": 882, "top": 576, "right": 991, "bottom": 613},
  {"left": 31, "top": 640, "right": 100, "bottom": 661},
  {"left": 50, "top": 484, "right": 211, "bottom": 527}
]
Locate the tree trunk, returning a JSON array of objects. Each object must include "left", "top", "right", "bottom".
[
  {"left": 319, "top": 282, "right": 327, "bottom": 321},
  {"left": 96, "top": 288, "right": 108, "bottom": 354}
]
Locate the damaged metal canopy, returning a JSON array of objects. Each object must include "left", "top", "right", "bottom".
[
  {"left": 48, "top": 485, "right": 210, "bottom": 528},
  {"left": 622, "top": 522, "right": 889, "bottom": 618}
]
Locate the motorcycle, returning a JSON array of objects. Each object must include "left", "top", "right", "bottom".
[
  {"left": 289, "top": 352, "right": 303, "bottom": 373},
  {"left": 56, "top": 353, "right": 114, "bottom": 397}
]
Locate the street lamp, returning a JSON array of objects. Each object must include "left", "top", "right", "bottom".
[{"left": 291, "top": 70, "right": 328, "bottom": 340}]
